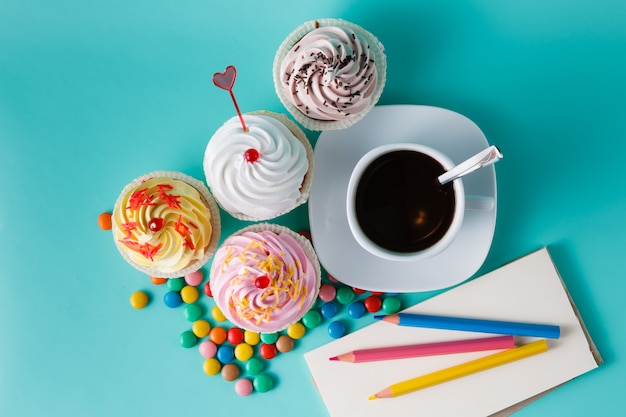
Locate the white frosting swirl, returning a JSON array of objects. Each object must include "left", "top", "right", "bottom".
[
  {"left": 204, "top": 114, "right": 309, "bottom": 220},
  {"left": 279, "top": 25, "right": 378, "bottom": 121}
]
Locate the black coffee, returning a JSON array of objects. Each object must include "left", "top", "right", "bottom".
[{"left": 354, "top": 150, "right": 456, "bottom": 253}]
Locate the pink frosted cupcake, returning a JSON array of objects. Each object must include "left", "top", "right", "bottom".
[
  {"left": 111, "top": 171, "right": 221, "bottom": 277},
  {"left": 209, "top": 224, "right": 321, "bottom": 333},
  {"left": 273, "top": 18, "right": 387, "bottom": 131}
]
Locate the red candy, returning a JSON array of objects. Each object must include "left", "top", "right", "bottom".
[
  {"left": 352, "top": 287, "right": 366, "bottom": 294},
  {"left": 369, "top": 291, "right": 384, "bottom": 296},
  {"left": 204, "top": 281, "right": 213, "bottom": 297},
  {"left": 364, "top": 295, "right": 382, "bottom": 313},
  {"left": 148, "top": 217, "right": 164, "bottom": 232},
  {"left": 244, "top": 148, "right": 260, "bottom": 163},
  {"left": 259, "top": 343, "right": 277, "bottom": 360},
  {"left": 255, "top": 275, "right": 270, "bottom": 289},
  {"left": 227, "top": 328, "right": 244, "bottom": 345}
]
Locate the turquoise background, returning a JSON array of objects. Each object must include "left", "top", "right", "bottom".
[{"left": 1, "top": 0, "right": 625, "bottom": 416}]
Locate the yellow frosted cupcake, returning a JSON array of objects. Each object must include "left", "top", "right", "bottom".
[
  {"left": 112, "top": 171, "right": 220, "bottom": 277},
  {"left": 273, "top": 18, "right": 387, "bottom": 131}
]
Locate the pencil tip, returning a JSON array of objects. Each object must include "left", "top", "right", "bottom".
[
  {"left": 368, "top": 395, "right": 378, "bottom": 400},
  {"left": 329, "top": 356, "right": 338, "bottom": 361}
]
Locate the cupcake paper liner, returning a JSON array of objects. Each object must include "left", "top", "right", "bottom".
[
  {"left": 212, "top": 223, "right": 322, "bottom": 333},
  {"left": 112, "top": 170, "right": 221, "bottom": 278},
  {"left": 206, "top": 111, "right": 314, "bottom": 222},
  {"left": 273, "top": 18, "right": 387, "bottom": 131}
]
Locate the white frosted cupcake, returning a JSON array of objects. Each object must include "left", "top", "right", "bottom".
[
  {"left": 209, "top": 223, "right": 321, "bottom": 333},
  {"left": 111, "top": 171, "right": 221, "bottom": 277},
  {"left": 203, "top": 111, "right": 313, "bottom": 221},
  {"left": 273, "top": 18, "right": 387, "bottom": 131}
]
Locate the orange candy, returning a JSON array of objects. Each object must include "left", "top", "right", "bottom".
[
  {"left": 98, "top": 212, "right": 112, "bottom": 230},
  {"left": 150, "top": 276, "right": 168, "bottom": 285},
  {"left": 209, "top": 327, "right": 228, "bottom": 344}
]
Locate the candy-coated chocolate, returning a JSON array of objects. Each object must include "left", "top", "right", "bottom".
[
  {"left": 253, "top": 374, "right": 273, "bottom": 393},
  {"left": 235, "top": 378, "right": 253, "bottom": 396},
  {"left": 244, "top": 330, "right": 260, "bottom": 346},
  {"left": 167, "top": 277, "right": 185, "bottom": 292},
  {"left": 185, "top": 270, "right": 204, "bottom": 286},
  {"left": 245, "top": 357, "right": 264, "bottom": 376},
  {"left": 320, "top": 302, "right": 338, "bottom": 319},
  {"left": 287, "top": 322, "right": 306, "bottom": 339},
  {"left": 318, "top": 283, "right": 336, "bottom": 302},
  {"left": 335, "top": 286, "right": 355, "bottom": 305},
  {"left": 326, "top": 273, "right": 339, "bottom": 283},
  {"left": 364, "top": 295, "right": 382, "bottom": 313},
  {"left": 259, "top": 332, "right": 278, "bottom": 344},
  {"left": 203, "top": 281, "right": 213, "bottom": 297},
  {"left": 180, "top": 285, "right": 199, "bottom": 304},
  {"left": 328, "top": 320, "right": 347, "bottom": 339},
  {"left": 163, "top": 291, "right": 182, "bottom": 308},
  {"left": 192, "top": 320, "right": 211, "bottom": 338},
  {"left": 369, "top": 291, "right": 384, "bottom": 296},
  {"left": 352, "top": 287, "right": 366, "bottom": 294},
  {"left": 180, "top": 330, "right": 198, "bottom": 348},
  {"left": 382, "top": 296, "right": 402, "bottom": 314},
  {"left": 227, "top": 328, "right": 244, "bottom": 345},
  {"left": 209, "top": 327, "right": 227, "bottom": 345},
  {"left": 199, "top": 340, "right": 218, "bottom": 358},
  {"left": 221, "top": 363, "right": 240, "bottom": 381},
  {"left": 276, "top": 335, "right": 294, "bottom": 353},
  {"left": 348, "top": 301, "right": 366, "bottom": 319},
  {"left": 298, "top": 229, "right": 311, "bottom": 241},
  {"left": 150, "top": 276, "right": 168, "bottom": 285},
  {"left": 203, "top": 357, "right": 221, "bottom": 376},
  {"left": 130, "top": 291, "right": 149, "bottom": 309},
  {"left": 259, "top": 343, "right": 277, "bottom": 359},
  {"left": 97, "top": 212, "right": 112, "bottom": 230},
  {"left": 212, "top": 306, "right": 226, "bottom": 322},
  {"left": 184, "top": 303, "right": 204, "bottom": 322},
  {"left": 217, "top": 345, "right": 235, "bottom": 364},
  {"left": 234, "top": 343, "right": 254, "bottom": 361},
  {"left": 302, "top": 310, "right": 322, "bottom": 329}
]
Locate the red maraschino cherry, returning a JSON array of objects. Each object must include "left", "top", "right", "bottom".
[
  {"left": 148, "top": 217, "right": 164, "bottom": 232},
  {"left": 244, "top": 148, "right": 260, "bottom": 163},
  {"left": 255, "top": 274, "right": 270, "bottom": 289}
]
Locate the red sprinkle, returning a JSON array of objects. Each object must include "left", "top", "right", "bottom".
[{"left": 244, "top": 148, "right": 260, "bottom": 163}]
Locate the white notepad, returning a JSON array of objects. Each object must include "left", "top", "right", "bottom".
[{"left": 304, "top": 247, "right": 601, "bottom": 417}]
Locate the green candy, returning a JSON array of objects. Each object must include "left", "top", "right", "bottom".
[
  {"left": 184, "top": 303, "right": 204, "bottom": 322},
  {"left": 167, "top": 277, "right": 185, "bottom": 292},
  {"left": 253, "top": 374, "right": 273, "bottom": 393},
  {"left": 335, "top": 286, "right": 355, "bottom": 305},
  {"left": 302, "top": 309, "right": 322, "bottom": 329},
  {"left": 382, "top": 296, "right": 402, "bottom": 314},
  {"left": 260, "top": 332, "right": 278, "bottom": 344},
  {"left": 245, "top": 357, "right": 265, "bottom": 376},
  {"left": 179, "top": 330, "right": 197, "bottom": 348}
]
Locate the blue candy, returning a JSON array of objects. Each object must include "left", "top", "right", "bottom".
[
  {"left": 327, "top": 321, "right": 347, "bottom": 339},
  {"left": 348, "top": 301, "right": 366, "bottom": 319},
  {"left": 163, "top": 291, "right": 182, "bottom": 308},
  {"left": 216, "top": 345, "right": 234, "bottom": 364},
  {"left": 320, "top": 302, "right": 338, "bottom": 319}
]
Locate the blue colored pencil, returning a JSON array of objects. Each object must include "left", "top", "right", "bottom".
[{"left": 374, "top": 313, "right": 560, "bottom": 339}]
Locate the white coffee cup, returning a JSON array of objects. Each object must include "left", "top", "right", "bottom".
[{"left": 346, "top": 143, "right": 467, "bottom": 262}]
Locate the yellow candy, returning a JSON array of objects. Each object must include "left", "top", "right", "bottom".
[
  {"left": 130, "top": 291, "right": 149, "bottom": 309},
  {"left": 203, "top": 358, "right": 221, "bottom": 376},
  {"left": 287, "top": 322, "right": 306, "bottom": 339},
  {"left": 234, "top": 343, "right": 254, "bottom": 361},
  {"left": 192, "top": 320, "right": 211, "bottom": 338},
  {"left": 212, "top": 306, "right": 226, "bottom": 322},
  {"left": 244, "top": 330, "right": 260, "bottom": 346},
  {"left": 180, "top": 285, "right": 199, "bottom": 304}
]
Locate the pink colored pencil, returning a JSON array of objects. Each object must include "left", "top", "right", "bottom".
[{"left": 329, "top": 335, "right": 515, "bottom": 363}]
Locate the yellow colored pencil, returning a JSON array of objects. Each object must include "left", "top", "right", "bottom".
[{"left": 368, "top": 339, "right": 548, "bottom": 400}]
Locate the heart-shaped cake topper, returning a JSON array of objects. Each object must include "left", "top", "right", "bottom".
[
  {"left": 212, "top": 65, "right": 237, "bottom": 91},
  {"left": 212, "top": 65, "right": 247, "bottom": 132}
]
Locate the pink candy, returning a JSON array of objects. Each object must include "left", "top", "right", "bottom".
[
  {"left": 185, "top": 270, "right": 204, "bottom": 287},
  {"left": 318, "top": 283, "right": 337, "bottom": 302},
  {"left": 199, "top": 340, "right": 217, "bottom": 358},
  {"left": 235, "top": 378, "right": 253, "bottom": 396}
]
